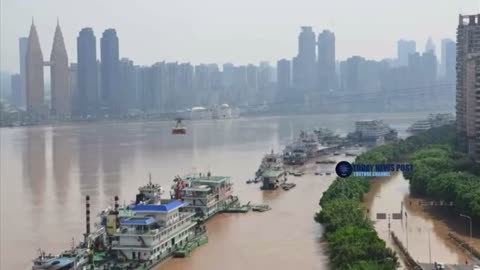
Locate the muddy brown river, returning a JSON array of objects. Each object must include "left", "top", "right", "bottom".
[
  {"left": 364, "top": 172, "right": 480, "bottom": 266},
  {"left": 2, "top": 112, "right": 467, "bottom": 270}
]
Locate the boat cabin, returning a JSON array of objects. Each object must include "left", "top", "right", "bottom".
[
  {"left": 180, "top": 175, "right": 234, "bottom": 218},
  {"left": 261, "top": 169, "right": 286, "bottom": 190},
  {"left": 111, "top": 200, "right": 196, "bottom": 261}
]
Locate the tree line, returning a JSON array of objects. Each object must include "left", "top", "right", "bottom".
[
  {"left": 315, "top": 124, "right": 480, "bottom": 269},
  {"left": 315, "top": 147, "right": 402, "bottom": 269}
]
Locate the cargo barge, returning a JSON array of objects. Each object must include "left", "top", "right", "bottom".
[{"left": 31, "top": 172, "right": 243, "bottom": 270}]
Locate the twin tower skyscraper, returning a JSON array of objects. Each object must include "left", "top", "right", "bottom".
[
  {"left": 25, "top": 20, "right": 120, "bottom": 118},
  {"left": 26, "top": 19, "right": 70, "bottom": 118}
]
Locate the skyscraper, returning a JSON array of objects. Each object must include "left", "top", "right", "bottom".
[
  {"left": 119, "top": 58, "right": 135, "bottom": 113},
  {"left": 50, "top": 21, "right": 70, "bottom": 117},
  {"left": 456, "top": 14, "right": 480, "bottom": 160},
  {"left": 25, "top": 20, "right": 45, "bottom": 116},
  {"left": 425, "top": 37, "right": 436, "bottom": 55},
  {"left": 77, "top": 28, "right": 98, "bottom": 116},
  {"left": 11, "top": 74, "right": 21, "bottom": 106},
  {"left": 100, "top": 29, "right": 119, "bottom": 113},
  {"left": 317, "top": 30, "right": 336, "bottom": 92},
  {"left": 277, "top": 59, "right": 291, "bottom": 91},
  {"left": 221, "top": 63, "right": 235, "bottom": 103},
  {"left": 397, "top": 39, "right": 416, "bottom": 66},
  {"left": 194, "top": 64, "right": 209, "bottom": 105},
  {"left": 258, "top": 62, "right": 274, "bottom": 102},
  {"left": 232, "top": 65, "right": 248, "bottom": 105},
  {"left": 177, "top": 63, "right": 194, "bottom": 108},
  {"left": 69, "top": 63, "right": 78, "bottom": 112},
  {"left": 441, "top": 39, "right": 455, "bottom": 81},
  {"left": 19, "top": 37, "right": 28, "bottom": 108},
  {"left": 246, "top": 64, "right": 258, "bottom": 104},
  {"left": 444, "top": 41, "right": 456, "bottom": 84},
  {"left": 292, "top": 27, "right": 316, "bottom": 93}
]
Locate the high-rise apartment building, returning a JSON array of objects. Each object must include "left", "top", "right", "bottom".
[
  {"left": 292, "top": 27, "right": 316, "bottom": 93},
  {"left": 119, "top": 58, "right": 135, "bottom": 113},
  {"left": 100, "top": 29, "right": 119, "bottom": 113},
  {"left": 456, "top": 14, "right": 480, "bottom": 160},
  {"left": 397, "top": 39, "right": 416, "bottom": 66},
  {"left": 10, "top": 74, "right": 21, "bottom": 106},
  {"left": 425, "top": 37, "right": 436, "bottom": 55},
  {"left": 19, "top": 37, "right": 28, "bottom": 108},
  {"left": 277, "top": 59, "right": 291, "bottom": 91},
  {"left": 317, "top": 30, "right": 336, "bottom": 92},
  {"left": 69, "top": 63, "right": 78, "bottom": 114},
  {"left": 440, "top": 39, "right": 455, "bottom": 78},
  {"left": 50, "top": 21, "right": 70, "bottom": 117},
  {"left": 77, "top": 28, "right": 98, "bottom": 116},
  {"left": 441, "top": 39, "right": 456, "bottom": 84},
  {"left": 25, "top": 20, "right": 45, "bottom": 116}
]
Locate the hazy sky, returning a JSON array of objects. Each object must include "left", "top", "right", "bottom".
[{"left": 1, "top": 0, "right": 479, "bottom": 73}]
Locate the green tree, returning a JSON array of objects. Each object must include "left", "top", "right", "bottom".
[
  {"left": 327, "top": 226, "right": 398, "bottom": 270},
  {"left": 315, "top": 198, "right": 371, "bottom": 232},
  {"left": 348, "top": 260, "right": 397, "bottom": 270}
]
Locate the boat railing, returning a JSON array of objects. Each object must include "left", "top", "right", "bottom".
[
  {"left": 182, "top": 192, "right": 216, "bottom": 201},
  {"left": 115, "top": 213, "right": 195, "bottom": 237}
]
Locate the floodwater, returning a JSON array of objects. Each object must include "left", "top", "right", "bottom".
[
  {"left": 364, "top": 172, "right": 480, "bottom": 266},
  {"left": 0, "top": 112, "right": 433, "bottom": 270}
]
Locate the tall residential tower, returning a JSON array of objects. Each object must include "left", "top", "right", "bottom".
[
  {"left": 25, "top": 20, "right": 45, "bottom": 116},
  {"left": 456, "top": 14, "right": 480, "bottom": 160},
  {"left": 77, "top": 28, "right": 98, "bottom": 116},
  {"left": 292, "top": 26, "right": 316, "bottom": 93},
  {"left": 19, "top": 37, "right": 28, "bottom": 107},
  {"left": 397, "top": 39, "right": 416, "bottom": 66},
  {"left": 50, "top": 21, "right": 71, "bottom": 117},
  {"left": 100, "top": 29, "right": 119, "bottom": 113},
  {"left": 317, "top": 30, "right": 336, "bottom": 92}
]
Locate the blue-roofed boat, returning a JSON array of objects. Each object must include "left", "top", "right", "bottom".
[
  {"left": 32, "top": 254, "right": 75, "bottom": 270},
  {"left": 32, "top": 174, "right": 207, "bottom": 270}
]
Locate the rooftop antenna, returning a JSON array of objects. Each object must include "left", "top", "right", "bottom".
[{"left": 149, "top": 173, "right": 152, "bottom": 184}]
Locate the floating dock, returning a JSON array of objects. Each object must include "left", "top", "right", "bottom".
[
  {"left": 251, "top": 204, "right": 271, "bottom": 212},
  {"left": 221, "top": 203, "right": 251, "bottom": 213},
  {"left": 281, "top": 183, "right": 296, "bottom": 190},
  {"left": 174, "top": 235, "right": 209, "bottom": 258}
]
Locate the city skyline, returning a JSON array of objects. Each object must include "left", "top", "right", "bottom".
[
  {"left": 8, "top": 20, "right": 457, "bottom": 118},
  {"left": 1, "top": 0, "right": 478, "bottom": 73}
]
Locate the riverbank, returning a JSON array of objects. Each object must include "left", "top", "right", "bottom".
[
  {"left": 315, "top": 146, "right": 401, "bottom": 269},
  {"left": 358, "top": 124, "right": 480, "bottom": 267}
]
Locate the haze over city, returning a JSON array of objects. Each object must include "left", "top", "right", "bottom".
[
  {"left": 3, "top": 1, "right": 480, "bottom": 270},
  {"left": 1, "top": 0, "right": 479, "bottom": 72}
]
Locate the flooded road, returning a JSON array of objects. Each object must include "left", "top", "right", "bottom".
[
  {"left": 0, "top": 112, "right": 432, "bottom": 270},
  {"left": 364, "top": 172, "right": 480, "bottom": 266}
]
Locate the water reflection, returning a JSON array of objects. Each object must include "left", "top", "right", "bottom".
[
  {"left": 22, "top": 128, "right": 47, "bottom": 207},
  {"left": 76, "top": 131, "right": 100, "bottom": 201},
  {"left": 52, "top": 130, "right": 73, "bottom": 204}
]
